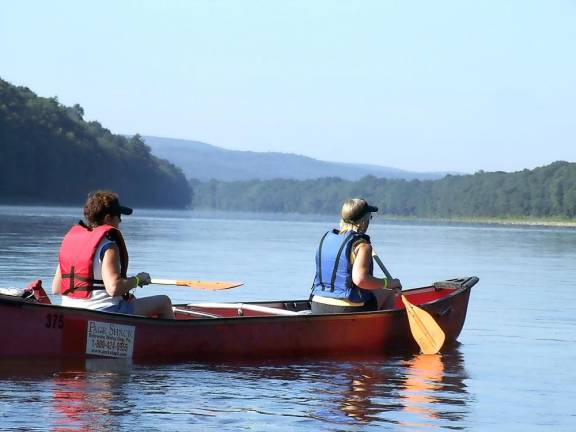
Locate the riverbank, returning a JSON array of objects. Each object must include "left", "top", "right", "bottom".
[{"left": 376, "top": 215, "right": 576, "bottom": 228}]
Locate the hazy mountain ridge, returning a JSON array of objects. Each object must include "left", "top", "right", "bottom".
[{"left": 142, "top": 136, "right": 456, "bottom": 182}]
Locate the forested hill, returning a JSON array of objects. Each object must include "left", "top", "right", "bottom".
[
  {"left": 192, "top": 161, "right": 576, "bottom": 220},
  {"left": 0, "top": 78, "right": 190, "bottom": 208}
]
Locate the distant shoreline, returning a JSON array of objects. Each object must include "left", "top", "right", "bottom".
[{"left": 376, "top": 215, "right": 576, "bottom": 228}]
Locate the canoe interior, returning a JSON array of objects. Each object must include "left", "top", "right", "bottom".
[{"left": 172, "top": 277, "right": 479, "bottom": 320}]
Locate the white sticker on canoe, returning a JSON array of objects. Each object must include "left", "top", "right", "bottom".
[{"left": 86, "top": 321, "right": 135, "bottom": 358}]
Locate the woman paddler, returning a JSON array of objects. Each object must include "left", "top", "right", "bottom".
[
  {"left": 310, "top": 198, "right": 402, "bottom": 314},
  {"left": 51, "top": 190, "right": 175, "bottom": 319}
]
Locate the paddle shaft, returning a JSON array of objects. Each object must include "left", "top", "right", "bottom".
[
  {"left": 372, "top": 253, "right": 394, "bottom": 280},
  {"left": 150, "top": 279, "right": 242, "bottom": 290}
]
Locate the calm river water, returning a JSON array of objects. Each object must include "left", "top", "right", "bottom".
[{"left": 0, "top": 206, "right": 575, "bottom": 431}]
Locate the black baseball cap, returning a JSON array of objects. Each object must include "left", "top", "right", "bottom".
[{"left": 110, "top": 200, "right": 133, "bottom": 216}]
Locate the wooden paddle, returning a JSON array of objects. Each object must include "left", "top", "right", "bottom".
[
  {"left": 372, "top": 251, "right": 446, "bottom": 355},
  {"left": 150, "top": 279, "right": 243, "bottom": 290}
]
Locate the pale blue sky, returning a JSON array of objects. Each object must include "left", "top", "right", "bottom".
[{"left": 2, "top": 0, "right": 575, "bottom": 173}]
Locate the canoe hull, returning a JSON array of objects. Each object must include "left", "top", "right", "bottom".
[{"left": 0, "top": 277, "right": 477, "bottom": 360}]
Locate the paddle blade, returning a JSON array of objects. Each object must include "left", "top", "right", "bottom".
[
  {"left": 401, "top": 295, "right": 446, "bottom": 355},
  {"left": 151, "top": 279, "right": 243, "bottom": 290}
]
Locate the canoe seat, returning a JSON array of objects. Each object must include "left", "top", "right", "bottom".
[{"left": 433, "top": 276, "right": 479, "bottom": 291}]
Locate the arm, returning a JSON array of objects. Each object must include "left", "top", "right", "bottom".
[
  {"left": 352, "top": 243, "right": 401, "bottom": 290},
  {"left": 52, "top": 265, "right": 62, "bottom": 295},
  {"left": 101, "top": 244, "right": 148, "bottom": 297}
]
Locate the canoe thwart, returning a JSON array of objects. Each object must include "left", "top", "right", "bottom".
[
  {"left": 186, "top": 302, "right": 300, "bottom": 316},
  {"left": 173, "top": 307, "right": 221, "bottom": 319}
]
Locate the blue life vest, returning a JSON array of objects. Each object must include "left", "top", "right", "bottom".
[{"left": 311, "top": 229, "right": 371, "bottom": 302}]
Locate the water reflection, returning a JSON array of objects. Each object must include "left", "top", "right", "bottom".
[
  {"left": 192, "top": 347, "right": 471, "bottom": 429},
  {"left": 397, "top": 348, "right": 470, "bottom": 429},
  {"left": 49, "top": 359, "right": 134, "bottom": 431},
  {"left": 0, "top": 349, "right": 471, "bottom": 431},
  {"left": 0, "top": 358, "right": 133, "bottom": 431},
  {"left": 314, "top": 347, "right": 471, "bottom": 428},
  {"left": 400, "top": 353, "right": 446, "bottom": 422}
]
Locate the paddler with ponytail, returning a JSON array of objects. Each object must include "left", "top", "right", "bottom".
[
  {"left": 310, "top": 198, "right": 402, "bottom": 314},
  {"left": 52, "top": 190, "right": 175, "bottom": 319}
]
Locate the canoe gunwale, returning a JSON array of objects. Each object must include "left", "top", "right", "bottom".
[{"left": 0, "top": 276, "right": 478, "bottom": 324}]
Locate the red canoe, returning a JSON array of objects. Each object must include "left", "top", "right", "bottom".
[{"left": 0, "top": 277, "right": 478, "bottom": 360}]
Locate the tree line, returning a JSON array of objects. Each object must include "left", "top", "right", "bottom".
[
  {"left": 0, "top": 78, "right": 191, "bottom": 208},
  {"left": 191, "top": 161, "right": 576, "bottom": 220}
]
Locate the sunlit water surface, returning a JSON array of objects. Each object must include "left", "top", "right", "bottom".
[{"left": 0, "top": 206, "right": 574, "bottom": 431}]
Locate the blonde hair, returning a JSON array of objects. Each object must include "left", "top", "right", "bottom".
[
  {"left": 339, "top": 198, "right": 372, "bottom": 233},
  {"left": 339, "top": 213, "right": 370, "bottom": 234}
]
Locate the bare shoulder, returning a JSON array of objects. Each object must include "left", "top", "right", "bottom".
[
  {"left": 353, "top": 240, "right": 372, "bottom": 255},
  {"left": 102, "top": 242, "right": 120, "bottom": 260}
]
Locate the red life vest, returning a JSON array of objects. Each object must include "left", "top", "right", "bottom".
[{"left": 58, "top": 223, "right": 129, "bottom": 299}]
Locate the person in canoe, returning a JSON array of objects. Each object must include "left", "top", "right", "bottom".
[
  {"left": 310, "top": 198, "right": 402, "bottom": 313},
  {"left": 51, "top": 190, "right": 175, "bottom": 319}
]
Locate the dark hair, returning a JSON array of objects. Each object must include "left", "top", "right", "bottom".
[{"left": 83, "top": 190, "right": 122, "bottom": 226}]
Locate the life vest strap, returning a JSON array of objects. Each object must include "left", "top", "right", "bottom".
[
  {"left": 61, "top": 273, "right": 92, "bottom": 283},
  {"left": 317, "top": 231, "right": 330, "bottom": 290},
  {"left": 329, "top": 231, "right": 354, "bottom": 292},
  {"left": 61, "top": 266, "right": 106, "bottom": 294}
]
